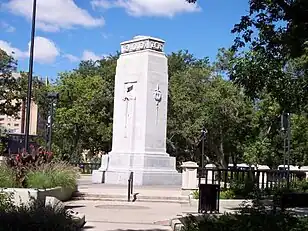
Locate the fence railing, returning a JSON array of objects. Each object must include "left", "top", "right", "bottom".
[
  {"left": 198, "top": 168, "right": 306, "bottom": 190},
  {"left": 71, "top": 162, "right": 100, "bottom": 174}
]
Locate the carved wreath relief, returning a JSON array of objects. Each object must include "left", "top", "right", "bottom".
[{"left": 153, "top": 84, "right": 162, "bottom": 125}]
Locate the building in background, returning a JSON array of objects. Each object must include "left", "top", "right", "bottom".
[
  {"left": 0, "top": 73, "right": 46, "bottom": 136},
  {"left": 0, "top": 101, "right": 38, "bottom": 135}
]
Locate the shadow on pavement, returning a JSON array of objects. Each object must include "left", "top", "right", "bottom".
[
  {"left": 82, "top": 225, "right": 95, "bottom": 229},
  {"left": 65, "top": 205, "right": 86, "bottom": 209},
  {"left": 110, "top": 229, "right": 170, "bottom": 231}
]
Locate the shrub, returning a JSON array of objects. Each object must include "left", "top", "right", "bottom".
[
  {"left": 7, "top": 146, "right": 53, "bottom": 187},
  {"left": 0, "top": 192, "right": 15, "bottom": 212},
  {"left": 291, "top": 179, "right": 308, "bottom": 192},
  {"left": 26, "top": 162, "right": 79, "bottom": 189},
  {"left": 220, "top": 189, "right": 236, "bottom": 199},
  {"left": 182, "top": 203, "right": 308, "bottom": 231},
  {"left": 0, "top": 164, "right": 19, "bottom": 188},
  {"left": 0, "top": 192, "right": 80, "bottom": 231},
  {"left": 228, "top": 175, "right": 261, "bottom": 199},
  {"left": 192, "top": 189, "right": 236, "bottom": 200},
  {"left": 192, "top": 190, "right": 199, "bottom": 199}
]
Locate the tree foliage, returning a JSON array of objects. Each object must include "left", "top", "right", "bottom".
[
  {"left": 168, "top": 53, "right": 254, "bottom": 167},
  {"left": 52, "top": 57, "right": 117, "bottom": 161},
  {"left": 0, "top": 49, "right": 21, "bottom": 116},
  {"left": 44, "top": 48, "right": 308, "bottom": 168},
  {"left": 228, "top": 0, "right": 308, "bottom": 113},
  {"left": 231, "top": 0, "right": 308, "bottom": 61}
]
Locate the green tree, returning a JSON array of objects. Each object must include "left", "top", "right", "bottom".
[
  {"left": 0, "top": 125, "right": 8, "bottom": 155},
  {"left": 231, "top": 0, "right": 308, "bottom": 61},
  {"left": 0, "top": 49, "right": 21, "bottom": 116},
  {"left": 168, "top": 51, "right": 254, "bottom": 168},
  {"left": 291, "top": 113, "right": 308, "bottom": 166},
  {"left": 228, "top": 0, "right": 308, "bottom": 113},
  {"left": 52, "top": 56, "right": 117, "bottom": 161},
  {"left": 167, "top": 57, "right": 211, "bottom": 163}
]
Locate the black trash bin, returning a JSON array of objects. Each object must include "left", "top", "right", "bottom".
[{"left": 198, "top": 184, "right": 220, "bottom": 213}]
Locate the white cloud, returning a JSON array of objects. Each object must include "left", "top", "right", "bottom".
[
  {"left": 0, "top": 37, "right": 59, "bottom": 64},
  {"left": 32, "top": 37, "right": 60, "bottom": 64},
  {"left": 82, "top": 50, "right": 105, "bottom": 61},
  {"left": 102, "top": 32, "right": 112, "bottom": 39},
  {"left": 4, "top": 0, "right": 105, "bottom": 32},
  {"left": 63, "top": 54, "right": 79, "bottom": 63},
  {"left": 1, "top": 22, "right": 16, "bottom": 33},
  {"left": 91, "top": 0, "right": 201, "bottom": 17},
  {"left": 0, "top": 40, "right": 27, "bottom": 59}
]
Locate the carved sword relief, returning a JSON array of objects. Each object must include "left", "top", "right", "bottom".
[{"left": 123, "top": 83, "right": 136, "bottom": 138}]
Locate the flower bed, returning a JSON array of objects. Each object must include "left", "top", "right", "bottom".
[{"left": 0, "top": 146, "right": 79, "bottom": 205}]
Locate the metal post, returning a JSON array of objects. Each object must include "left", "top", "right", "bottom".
[
  {"left": 198, "top": 127, "right": 207, "bottom": 213},
  {"left": 281, "top": 113, "right": 287, "bottom": 169},
  {"left": 47, "top": 102, "right": 54, "bottom": 153},
  {"left": 201, "top": 127, "right": 208, "bottom": 169},
  {"left": 283, "top": 133, "right": 287, "bottom": 168},
  {"left": 131, "top": 172, "right": 134, "bottom": 195},
  {"left": 128, "top": 176, "right": 131, "bottom": 202},
  {"left": 46, "top": 93, "right": 59, "bottom": 153},
  {"left": 287, "top": 113, "right": 291, "bottom": 190},
  {"left": 24, "top": 0, "right": 37, "bottom": 152}
]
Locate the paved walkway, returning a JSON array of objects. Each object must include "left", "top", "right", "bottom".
[
  {"left": 67, "top": 200, "right": 184, "bottom": 231},
  {"left": 77, "top": 176, "right": 184, "bottom": 199},
  {"left": 69, "top": 176, "right": 244, "bottom": 231}
]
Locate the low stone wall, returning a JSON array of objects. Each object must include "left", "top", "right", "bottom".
[{"left": 1, "top": 187, "right": 76, "bottom": 206}]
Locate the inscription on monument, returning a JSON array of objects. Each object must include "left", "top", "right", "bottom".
[{"left": 121, "top": 39, "right": 164, "bottom": 54}]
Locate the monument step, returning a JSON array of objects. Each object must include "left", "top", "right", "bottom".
[
  {"left": 72, "top": 192, "right": 189, "bottom": 204},
  {"left": 71, "top": 197, "right": 189, "bottom": 204}
]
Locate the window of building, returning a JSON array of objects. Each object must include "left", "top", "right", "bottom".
[
  {"left": 7, "top": 123, "right": 11, "bottom": 126},
  {"left": 0, "top": 118, "right": 4, "bottom": 121},
  {"left": 14, "top": 124, "right": 19, "bottom": 127}
]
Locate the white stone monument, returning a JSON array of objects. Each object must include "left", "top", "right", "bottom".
[{"left": 103, "top": 35, "right": 181, "bottom": 186}]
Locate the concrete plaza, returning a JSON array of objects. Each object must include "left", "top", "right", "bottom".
[{"left": 65, "top": 176, "right": 244, "bottom": 231}]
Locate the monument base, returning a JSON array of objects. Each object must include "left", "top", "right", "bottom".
[
  {"left": 105, "top": 169, "right": 181, "bottom": 186},
  {"left": 104, "top": 152, "right": 182, "bottom": 186},
  {"left": 91, "top": 170, "right": 105, "bottom": 184}
]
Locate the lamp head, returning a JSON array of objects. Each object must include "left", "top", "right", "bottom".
[{"left": 47, "top": 92, "right": 59, "bottom": 100}]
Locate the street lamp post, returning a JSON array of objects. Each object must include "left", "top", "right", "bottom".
[
  {"left": 47, "top": 93, "right": 59, "bottom": 153},
  {"left": 281, "top": 113, "right": 288, "bottom": 168},
  {"left": 24, "top": 0, "right": 37, "bottom": 152},
  {"left": 198, "top": 127, "right": 208, "bottom": 214},
  {"left": 201, "top": 127, "right": 208, "bottom": 169},
  {"left": 281, "top": 112, "right": 291, "bottom": 189},
  {"left": 286, "top": 113, "right": 291, "bottom": 189}
]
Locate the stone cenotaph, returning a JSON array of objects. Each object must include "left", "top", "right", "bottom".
[{"left": 95, "top": 36, "right": 181, "bottom": 186}]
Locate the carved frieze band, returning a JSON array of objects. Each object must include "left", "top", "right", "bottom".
[{"left": 121, "top": 38, "right": 164, "bottom": 54}]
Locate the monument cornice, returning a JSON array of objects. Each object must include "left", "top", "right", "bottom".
[{"left": 120, "top": 36, "right": 165, "bottom": 54}]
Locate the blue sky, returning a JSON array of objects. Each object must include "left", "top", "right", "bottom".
[{"left": 0, "top": 0, "right": 248, "bottom": 80}]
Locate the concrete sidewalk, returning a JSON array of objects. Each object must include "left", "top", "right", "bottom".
[
  {"left": 72, "top": 175, "right": 244, "bottom": 231},
  {"left": 76, "top": 176, "right": 188, "bottom": 202},
  {"left": 67, "top": 199, "right": 243, "bottom": 231},
  {"left": 67, "top": 200, "right": 183, "bottom": 231}
]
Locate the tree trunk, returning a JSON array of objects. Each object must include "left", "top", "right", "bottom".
[
  {"left": 20, "top": 99, "right": 26, "bottom": 133},
  {"left": 219, "top": 126, "right": 228, "bottom": 168}
]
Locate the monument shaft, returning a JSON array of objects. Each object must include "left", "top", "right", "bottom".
[{"left": 104, "top": 36, "right": 181, "bottom": 185}]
